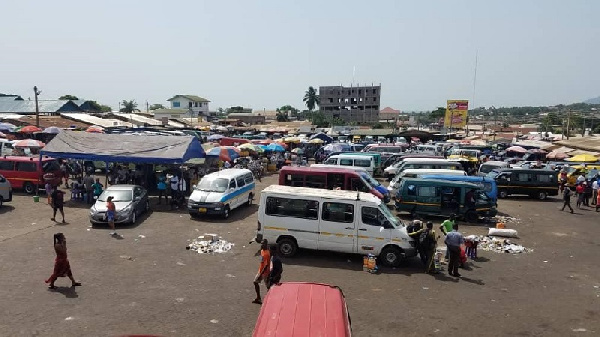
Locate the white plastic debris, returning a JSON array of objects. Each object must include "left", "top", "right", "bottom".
[
  {"left": 186, "top": 233, "right": 234, "bottom": 254},
  {"left": 175, "top": 298, "right": 184, "bottom": 303},
  {"left": 176, "top": 262, "right": 186, "bottom": 266},
  {"left": 120, "top": 255, "right": 134, "bottom": 261},
  {"left": 65, "top": 317, "right": 74, "bottom": 321},
  {"left": 488, "top": 228, "right": 518, "bottom": 238},
  {"left": 138, "top": 235, "right": 146, "bottom": 239},
  {"left": 493, "top": 215, "right": 521, "bottom": 224},
  {"left": 226, "top": 274, "right": 236, "bottom": 278},
  {"left": 572, "top": 328, "right": 587, "bottom": 332},
  {"left": 210, "top": 319, "right": 219, "bottom": 324},
  {"left": 477, "top": 236, "right": 532, "bottom": 254}
]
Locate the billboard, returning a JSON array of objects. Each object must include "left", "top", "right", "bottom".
[{"left": 444, "top": 100, "right": 469, "bottom": 128}]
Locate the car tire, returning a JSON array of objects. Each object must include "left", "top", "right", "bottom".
[
  {"left": 145, "top": 200, "right": 150, "bottom": 213},
  {"left": 223, "top": 206, "right": 230, "bottom": 219},
  {"left": 538, "top": 191, "right": 548, "bottom": 200},
  {"left": 498, "top": 189, "right": 508, "bottom": 199},
  {"left": 277, "top": 237, "right": 298, "bottom": 257},
  {"left": 23, "top": 182, "right": 35, "bottom": 194},
  {"left": 380, "top": 246, "right": 403, "bottom": 268},
  {"left": 464, "top": 210, "right": 478, "bottom": 223}
]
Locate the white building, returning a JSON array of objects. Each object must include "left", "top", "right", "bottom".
[{"left": 167, "top": 95, "right": 210, "bottom": 116}]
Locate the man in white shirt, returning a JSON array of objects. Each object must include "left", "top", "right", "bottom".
[
  {"left": 169, "top": 174, "right": 180, "bottom": 201},
  {"left": 577, "top": 174, "right": 585, "bottom": 184},
  {"left": 592, "top": 179, "right": 599, "bottom": 205}
]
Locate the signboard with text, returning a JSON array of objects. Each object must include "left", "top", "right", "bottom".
[{"left": 444, "top": 100, "right": 469, "bottom": 128}]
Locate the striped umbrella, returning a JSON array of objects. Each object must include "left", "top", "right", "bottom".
[
  {"left": 14, "top": 139, "right": 45, "bottom": 148},
  {"left": 86, "top": 125, "right": 105, "bottom": 133},
  {"left": 18, "top": 125, "right": 42, "bottom": 133},
  {"left": 206, "top": 146, "right": 241, "bottom": 162}
]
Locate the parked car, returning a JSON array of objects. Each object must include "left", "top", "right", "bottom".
[
  {"left": 89, "top": 185, "right": 150, "bottom": 225},
  {"left": 0, "top": 156, "right": 62, "bottom": 194},
  {"left": 0, "top": 174, "right": 12, "bottom": 207}
]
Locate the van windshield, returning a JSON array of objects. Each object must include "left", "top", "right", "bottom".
[
  {"left": 379, "top": 203, "right": 402, "bottom": 228},
  {"left": 476, "top": 191, "right": 490, "bottom": 203},
  {"left": 196, "top": 177, "right": 228, "bottom": 193},
  {"left": 360, "top": 172, "right": 381, "bottom": 187},
  {"left": 479, "top": 164, "right": 501, "bottom": 174}
]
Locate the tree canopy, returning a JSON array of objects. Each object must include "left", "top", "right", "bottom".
[
  {"left": 149, "top": 104, "right": 166, "bottom": 110},
  {"left": 59, "top": 94, "right": 79, "bottom": 100},
  {"left": 303, "top": 86, "right": 319, "bottom": 111},
  {"left": 119, "top": 100, "right": 139, "bottom": 113}
]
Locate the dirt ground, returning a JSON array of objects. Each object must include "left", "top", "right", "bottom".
[{"left": 0, "top": 174, "right": 599, "bottom": 337}]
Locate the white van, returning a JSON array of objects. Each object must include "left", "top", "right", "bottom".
[
  {"left": 0, "top": 139, "right": 15, "bottom": 156},
  {"left": 384, "top": 158, "right": 449, "bottom": 177},
  {"left": 256, "top": 185, "right": 416, "bottom": 267},
  {"left": 387, "top": 168, "right": 467, "bottom": 193},
  {"left": 0, "top": 174, "right": 12, "bottom": 207},
  {"left": 323, "top": 154, "right": 376, "bottom": 175},
  {"left": 187, "top": 168, "right": 255, "bottom": 219}
]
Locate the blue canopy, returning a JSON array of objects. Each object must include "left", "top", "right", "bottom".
[{"left": 40, "top": 131, "right": 205, "bottom": 164}]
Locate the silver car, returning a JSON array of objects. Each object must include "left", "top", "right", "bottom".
[{"left": 89, "top": 185, "right": 149, "bottom": 225}]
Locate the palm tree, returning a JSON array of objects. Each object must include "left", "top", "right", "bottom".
[
  {"left": 119, "top": 100, "right": 139, "bottom": 113},
  {"left": 303, "top": 86, "right": 320, "bottom": 111}
]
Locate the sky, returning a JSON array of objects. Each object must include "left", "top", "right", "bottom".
[{"left": 1, "top": 0, "right": 598, "bottom": 112}]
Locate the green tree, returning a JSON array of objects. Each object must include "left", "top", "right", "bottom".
[
  {"left": 119, "top": 100, "right": 139, "bottom": 113},
  {"left": 372, "top": 122, "right": 384, "bottom": 129},
  {"left": 276, "top": 110, "right": 290, "bottom": 122},
  {"left": 277, "top": 105, "right": 299, "bottom": 117},
  {"left": 149, "top": 104, "right": 166, "bottom": 110},
  {"left": 59, "top": 94, "right": 79, "bottom": 100},
  {"left": 307, "top": 111, "right": 329, "bottom": 128},
  {"left": 303, "top": 86, "right": 320, "bottom": 111},
  {"left": 88, "top": 101, "right": 112, "bottom": 112}
]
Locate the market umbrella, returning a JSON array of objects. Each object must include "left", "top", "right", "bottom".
[
  {"left": 291, "top": 148, "right": 304, "bottom": 154},
  {"left": 238, "top": 143, "right": 263, "bottom": 153},
  {"left": 265, "top": 143, "right": 285, "bottom": 152},
  {"left": 206, "top": 146, "right": 240, "bottom": 162},
  {"left": 207, "top": 134, "right": 224, "bottom": 141},
  {"left": 506, "top": 146, "right": 527, "bottom": 153},
  {"left": 565, "top": 154, "right": 599, "bottom": 162},
  {"left": 283, "top": 136, "right": 301, "bottom": 143},
  {"left": 323, "top": 143, "right": 351, "bottom": 153},
  {"left": 0, "top": 123, "right": 16, "bottom": 132},
  {"left": 14, "top": 139, "right": 45, "bottom": 148},
  {"left": 0, "top": 132, "right": 6, "bottom": 138},
  {"left": 546, "top": 151, "right": 570, "bottom": 160},
  {"left": 42, "top": 126, "right": 62, "bottom": 134},
  {"left": 309, "top": 133, "right": 333, "bottom": 143},
  {"left": 18, "top": 125, "right": 42, "bottom": 133},
  {"left": 86, "top": 125, "right": 105, "bottom": 133},
  {"left": 309, "top": 138, "right": 325, "bottom": 144}
]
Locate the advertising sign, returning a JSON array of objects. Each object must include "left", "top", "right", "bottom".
[{"left": 444, "top": 100, "right": 469, "bottom": 128}]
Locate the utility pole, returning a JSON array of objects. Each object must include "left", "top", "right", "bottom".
[
  {"left": 33, "top": 86, "right": 41, "bottom": 127},
  {"left": 566, "top": 110, "right": 571, "bottom": 140}
]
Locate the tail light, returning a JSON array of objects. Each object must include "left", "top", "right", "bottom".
[{"left": 257, "top": 221, "right": 261, "bottom": 231}]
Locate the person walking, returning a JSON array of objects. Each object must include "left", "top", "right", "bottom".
[
  {"left": 422, "top": 222, "right": 438, "bottom": 274},
  {"left": 45, "top": 233, "right": 81, "bottom": 289},
  {"left": 444, "top": 224, "right": 464, "bottom": 277},
  {"left": 106, "top": 196, "right": 118, "bottom": 236},
  {"left": 252, "top": 239, "right": 271, "bottom": 304},
  {"left": 561, "top": 186, "right": 574, "bottom": 213},
  {"left": 45, "top": 181, "right": 53, "bottom": 206},
  {"left": 92, "top": 178, "right": 103, "bottom": 200},
  {"left": 50, "top": 187, "right": 66, "bottom": 223},
  {"left": 83, "top": 172, "right": 94, "bottom": 205},
  {"left": 267, "top": 244, "right": 283, "bottom": 289},
  {"left": 584, "top": 181, "right": 592, "bottom": 207},
  {"left": 157, "top": 173, "right": 167, "bottom": 205},
  {"left": 439, "top": 214, "right": 456, "bottom": 262},
  {"left": 576, "top": 182, "right": 585, "bottom": 208},
  {"left": 592, "top": 179, "right": 598, "bottom": 206}
]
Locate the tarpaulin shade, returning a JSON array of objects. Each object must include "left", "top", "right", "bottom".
[{"left": 40, "top": 131, "right": 205, "bottom": 164}]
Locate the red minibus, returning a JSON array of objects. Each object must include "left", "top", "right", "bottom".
[
  {"left": 278, "top": 166, "right": 384, "bottom": 200},
  {"left": 253, "top": 282, "right": 351, "bottom": 337},
  {"left": 0, "top": 156, "right": 62, "bottom": 194},
  {"left": 218, "top": 137, "right": 250, "bottom": 146}
]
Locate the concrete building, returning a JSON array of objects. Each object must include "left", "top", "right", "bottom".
[
  {"left": 224, "top": 112, "right": 266, "bottom": 125},
  {"left": 167, "top": 95, "right": 210, "bottom": 117},
  {"left": 319, "top": 85, "right": 381, "bottom": 124},
  {"left": 379, "top": 107, "right": 400, "bottom": 123}
]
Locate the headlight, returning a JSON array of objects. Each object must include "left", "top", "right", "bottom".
[{"left": 122, "top": 205, "right": 133, "bottom": 213}]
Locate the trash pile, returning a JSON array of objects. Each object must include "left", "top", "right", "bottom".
[
  {"left": 476, "top": 235, "right": 532, "bottom": 254},
  {"left": 186, "top": 234, "right": 234, "bottom": 254},
  {"left": 493, "top": 215, "right": 521, "bottom": 225}
]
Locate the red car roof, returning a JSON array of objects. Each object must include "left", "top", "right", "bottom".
[{"left": 253, "top": 282, "right": 351, "bottom": 337}]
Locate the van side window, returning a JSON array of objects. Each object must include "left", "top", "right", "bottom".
[
  {"left": 349, "top": 177, "right": 369, "bottom": 192},
  {"left": 306, "top": 175, "right": 326, "bottom": 188},
  {"left": 361, "top": 207, "right": 383, "bottom": 227},
  {"left": 515, "top": 173, "right": 533, "bottom": 182},
  {"left": 327, "top": 173, "right": 345, "bottom": 190},
  {"left": 354, "top": 159, "right": 370, "bottom": 167},
  {"left": 339, "top": 158, "right": 353, "bottom": 166},
  {"left": 228, "top": 179, "right": 236, "bottom": 189},
  {"left": 417, "top": 186, "right": 438, "bottom": 197},
  {"left": 0, "top": 161, "right": 15, "bottom": 170},
  {"left": 236, "top": 176, "right": 245, "bottom": 187},
  {"left": 407, "top": 184, "right": 417, "bottom": 196},
  {"left": 322, "top": 202, "right": 354, "bottom": 223},
  {"left": 244, "top": 173, "right": 254, "bottom": 185},
  {"left": 285, "top": 174, "right": 305, "bottom": 187},
  {"left": 16, "top": 162, "right": 37, "bottom": 172},
  {"left": 537, "top": 174, "right": 552, "bottom": 183},
  {"left": 265, "top": 197, "right": 318, "bottom": 220},
  {"left": 324, "top": 158, "right": 336, "bottom": 165}
]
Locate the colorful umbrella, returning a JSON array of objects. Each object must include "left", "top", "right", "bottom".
[
  {"left": 309, "top": 138, "right": 324, "bottom": 144},
  {"left": 0, "top": 132, "right": 6, "bottom": 138},
  {"left": 291, "top": 148, "right": 304, "bottom": 154},
  {"left": 0, "top": 123, "right": 16, "bottom": 132},
  {"left": 14, "top": 139, "right": 45, "bottom": 148},
  {"left": 283, "top": 137, "right": 301, "bottom": 143},
  {"left": 206, "top": 146, "right": 240, "bottom": 162},
  {"left": 265, "top": 143, "right": 286, "bottom": 152},
  {"left": 207, "top": 134, "right": 224, "bottom": 141},
  {"left": 506, "top": 146, "right": 527, "bottom": 153},
  {"left": 546, "top": 151, "right": 570, "bottom": 160},
  {"left": 565, "top": 154, "right": 598, "bottom": 162},
  {"left": 323, "top": 143, "right": 351, "bottom": 153},
  {"left": 18, "top": 125, "right": 42, "bottom": 133},
  {"left": 43, "top": 126, "right": 62, "bottom": 134},
  {"left": 86, "top": 125, "right": 105, "bottom": 133},
  {"left": 238, "top": 143, "right": 263, "bottom": 153}
]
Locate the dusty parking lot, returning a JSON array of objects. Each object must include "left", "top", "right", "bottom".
[{"left": 1, "top": 174, "right": 599, "bottom": 337}]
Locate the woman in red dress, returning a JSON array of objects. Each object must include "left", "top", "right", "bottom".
[{"left": 45, "top": 233, "right": 81, "bottom": 289}]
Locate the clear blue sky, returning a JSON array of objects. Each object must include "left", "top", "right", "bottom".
[{"left": 0, "top": 0, "right": 598, "bottom": 112}]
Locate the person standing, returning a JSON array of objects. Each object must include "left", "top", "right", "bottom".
[
  {"left": 252, "top": 239, "right": 271, "bottom": 304},
  {"left": 444, "top": 224, "right": 464, "bottom": 277},
  {"left": 157, "top": 173, "right": 167, "bottom": 205},
  {"left": 60, "top": 161, "right": 69, "bottom": 188},
  {"left": 267, "top": 244, "right": 283, "bottom": 289},
  {"left": 592, "top": 179, "right": 598, "bottom": 206},
  {"left": 45, "top": 181, "right": 53, "bottom": 206},
  {"left": 92, "top": 178, "right": 103, "bottom": 200},
  {"left": 45, "top": 233, "right": 81, "bottom": 289},
  {"left": 50, "top": 187, "right": 66, "bottom": 223},
  {"left": 576, "top": 182, "right": 584, "bottom": 208},
  {"left": 106, "top": 196, "right": 118, "bottom": 236},
  {"left": 169, "top": 173, "right": 180, "bottom": 202},
  {"left": 439, "top": 214, "right": 456, "bottom": 262},
  {"left": 422, "top": 222, "right": 438, "bottom": 274},
  {"left": 407, "top": 220, "right": 426, "bottom": 265},
  {"left": 83, "top": 172, "right": 94, "bottom": 205},
  {"left": 584, "top": 181, "right": 592, "bottom": 207},
  {"left": 561, "top": 186, "right": 574, "bottom": 213}
]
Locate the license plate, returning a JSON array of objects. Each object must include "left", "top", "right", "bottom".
[{"left": 199, "top": 208, "right": 207, "bottom": 213}]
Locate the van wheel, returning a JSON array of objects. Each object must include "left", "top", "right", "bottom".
[
  {"left": 464, "top": 210, "right": 478, "bottom": 223},
  {"left": 538, "top": 191, "right": 548, "bottom": 200},
  {"left": 23, "top": 182, "right": 35, "bottom": 194},
  {"left": 223, "top": 206, "right": 230, "bottom": 219},
  {"left": 380, "top": 246, "right": 403, "bottom": 267},
  {"left": 278, "top": 237, "right": 298, "bottom": 257},
  {"left": 498, "top": 190, "right": 508, "bottom": 199}
]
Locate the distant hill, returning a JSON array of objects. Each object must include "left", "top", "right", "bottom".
[{"left": 584, "top": 96, "right": 600, "bottom": 104}]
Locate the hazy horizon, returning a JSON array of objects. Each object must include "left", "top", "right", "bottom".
[{"left": 1, "top": 0, "right": 598, "bottom": 112}]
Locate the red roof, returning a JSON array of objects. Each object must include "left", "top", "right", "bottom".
[
  {"left": 253, "top": 282, "right": 351, "bottom": 337},
  {"left": 380, "top": 107, "right": 400, "bottom": 114}
]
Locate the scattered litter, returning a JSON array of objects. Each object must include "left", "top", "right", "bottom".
[
  {"left": 31, "top": 223, "right": 36, "bottom": 225},
  {"left": 226, "top": 274, "right": 236, "bottom": 278},
  {"left": 488, "top": 228, "right": 518, "bottom": 238},
  {"left": 176, "top": 262, "right": 186, "bottom": 266},
  {"left": 64, "top": 317, "right": 74, "bottom": 321},
  {"left": 119, "top": 255, "right": 134, "bottom": 261},
  {"left": 175, "top": 298, "right": 184, "bottom": 303},
  {"left": 138, "top": 235, "right": 146, "bottom": 239},
  {"left": 594, "top": 285, "right": 599, "bottom": 289},
  {"left": 477, "top": 236, "right": 533, "bottom": 254},
  {"left": 422, "top": 287, "right": 429, "bottom": 290},
  {"left": 493, "top": 215, "right": 521, "bottom": 224},
  {"left": 210, "top": 319, "right": 219, "bottom": 324},
  {"left": 86, "top": 229, "right": 91, "bottom": 231},
  {"left": 195, "top": 229, "right": 199, "bottom": 232},
  {"left": 186, "top": 233, "right": 234, "bottom": 254},
  {"left": 543, "top": 260, "right": 548, "bottom": 263},
  {"left": 572, "top": 328, "right": 587, "bottom": 332}
]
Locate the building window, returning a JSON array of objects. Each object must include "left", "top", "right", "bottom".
[
  {"left": 373, "top": 89, "right": 377, "bottom": 94},
  {"left": 172, "top": 101, "right": 180, "bottom": 108},
  {"left": 194, "top": 102, "right": 199, "bottom": 107},
  {"left": 189, "top": 102, "right": 193, "bottom": 108}
]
